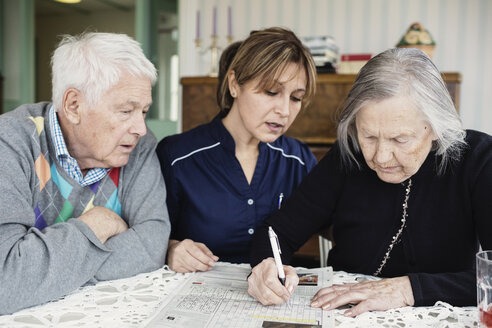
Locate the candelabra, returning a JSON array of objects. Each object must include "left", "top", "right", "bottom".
[
  {"left": 195, "top": 35, "right": 233, "bottom": 77},
  {"left": 194, "top": 6, "right": 233, "bottom": 77}
]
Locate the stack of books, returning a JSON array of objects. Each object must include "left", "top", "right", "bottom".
[
  {"left": 337, "top": 53, "right": 372, "bottom": 74},
  {"left": 302, "top": 36, "right": 339, "bottom": 73}
]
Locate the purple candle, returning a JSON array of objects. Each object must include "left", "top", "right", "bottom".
[
  {"left": 228, "top": 6, "right": 232, "bottom": 36},
  {"left": 196, "top": 10, "right": 200, "bottom": 39},
  {"left": 213, "top": 7, "right": 217, "bottom": 35}
]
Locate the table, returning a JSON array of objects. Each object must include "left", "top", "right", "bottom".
[{"left": 0, "top": 264, "right": 479, "bottom": 328}]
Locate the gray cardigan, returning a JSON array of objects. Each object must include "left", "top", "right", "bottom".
[{"left": 0, "top": 103, "right": 171, "bottom": 314}]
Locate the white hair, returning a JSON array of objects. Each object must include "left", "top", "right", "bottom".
[
  {"left": 51, "top": 32, "right": 157, "bottom": 111},
  {"left": 337, "top": 47, "right": 466, "bottom": 175}
]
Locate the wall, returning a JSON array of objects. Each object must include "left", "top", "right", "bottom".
[
  {"left": 3, "top": 1, "right": 20, "bottom": 103},
  {"left": 35, "top": 10, "right": 135, "bottom": 103},
  {"left": 35, "top": 2, "right": 178, "bottom": 139},
  {"left": 178, "top": 0, "right": 492, "bottom": 134},
  {"left": 2, "top": 0, "right": 35, "bottom": 111}
]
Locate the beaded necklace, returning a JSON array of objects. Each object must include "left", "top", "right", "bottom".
[{"left": 373, "top": 178, "right": 413, "bottom": 277}]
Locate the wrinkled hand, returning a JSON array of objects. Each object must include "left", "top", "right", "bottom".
[
  {"left": 247, "top": 258, "right": 298, "bottom": 305},
  {"left": 77, "top": 206, "right": 128, "bottom": 244},
  {"left": 167, "top": 239, "right": 219, "bottom": 273},
  {"left": 310, "top": 276, "right": 415, "bottom": 317}
]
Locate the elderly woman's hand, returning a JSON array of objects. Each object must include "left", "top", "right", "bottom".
[
  {"left": 247, "top": 258, "right": 298, "bottom": 305},
  {"left": 310, "top": 276, "right": 415, "bottom": 317}
]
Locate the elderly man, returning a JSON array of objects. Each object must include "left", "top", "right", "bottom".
[{"left": 0, "top": 32, "right": 170, "bottom": 314}]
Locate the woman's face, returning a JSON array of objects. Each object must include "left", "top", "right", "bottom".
[
  {"left": 356, "top": 96, "right": 436, "bottom": 184},
  {"left": 227, "top": 62, "right": 307, "bottom": 144}
]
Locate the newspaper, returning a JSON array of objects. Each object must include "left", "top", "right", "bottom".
[{"left": 144, "top": 263, "right": 333, "bottom": 328}]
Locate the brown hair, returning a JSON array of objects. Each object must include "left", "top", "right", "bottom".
[
  {"left": 218, "top": 27, "right": 316, "bottom": 113},
  {"left": 216, "top": 41, "right": 242, "bottom": 110}
]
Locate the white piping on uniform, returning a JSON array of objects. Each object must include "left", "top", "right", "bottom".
[
  {"left": 266, "top": 143, "right": 305, "bottom": 166},
  {"left": 171, "top": 142, "right": 221, "bottom": 166}
]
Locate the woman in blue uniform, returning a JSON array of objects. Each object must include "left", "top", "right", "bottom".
[{"left": 156, "top": 27, "right": 317, "bottom": 272}]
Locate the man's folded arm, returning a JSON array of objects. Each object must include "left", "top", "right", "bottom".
[
  {"left": 93, "top": 135, "right": 171, "bottom": 281},
  {"left": 0, "top": 209, "right": 114, "bottom": 315}
]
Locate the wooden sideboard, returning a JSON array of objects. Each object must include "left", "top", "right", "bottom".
[
  {"left": 181, "top": 72, "right": 461, "bottom": 266},
  {"left": 182, "top": 72, "right": 461, "bottom": 161}
]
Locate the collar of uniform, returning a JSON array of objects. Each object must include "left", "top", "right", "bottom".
[
  {"left": 210, "top": 114, "right": 270, "bottom": 154},
  {"left": 210, "top": 114, "right": 236, "bottom": 153}
]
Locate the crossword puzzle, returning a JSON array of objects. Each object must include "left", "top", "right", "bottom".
[
  {"left": 144, "top": 266, "right": 333, "bottom": 328},
  {"left": 175, "top": 283, "right": 322, "bottom": 327}
]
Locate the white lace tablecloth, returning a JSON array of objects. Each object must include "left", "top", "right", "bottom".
[{"left": 0, "top": 264, "right": 479, "bottom": 328}]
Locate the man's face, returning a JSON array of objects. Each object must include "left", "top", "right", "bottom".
[{"left": 70, "top": 73, "right": 152, "bottom": 172}]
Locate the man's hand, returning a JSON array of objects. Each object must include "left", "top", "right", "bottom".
[
  {"left": 77, "top": 206, "right": 128, "bottom": 244},
  {"left": 310, "top": 276, "right": 415, "bottom": 317},
  {"left": 247, "top": 258, "right": 298, "bottom": 305},
  {"left": 167, "top": 239, "right": 219, "bottom": 273}
]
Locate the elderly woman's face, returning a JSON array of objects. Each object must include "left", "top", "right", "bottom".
[{"left": 356, "top": 96, "right": 436, "bottom": 184}]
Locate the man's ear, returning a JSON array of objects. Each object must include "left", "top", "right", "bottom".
[
  {"left": 61, "top": 88, "right": 83, "bottom": 124},
  {"left": 228, "top": 70, "right": 239, "bottom": 98}
]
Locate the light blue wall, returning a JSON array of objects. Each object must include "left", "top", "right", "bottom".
[
  {"left": 0, "top": 0, "right": 177, "bottom": 138},
  {"left": 136, "top": 0, "right": 178, "bottom": 139},
  {"left": 146, "top": 118, "right": 178, "bottom": 141},
  {"left": 2, "top": 0, "right": 34, "bottom": 112},
  {"left": 0, "top": 0, "right": 3, "bottom": 80}
]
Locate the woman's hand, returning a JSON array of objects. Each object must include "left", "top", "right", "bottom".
[
  {"left": 167, "top": 239, "right": 219, "bottom": 273},
  {"left": 310, "top": 276, "right": 415, "bottom": 317},
  {"left": 247, "top": 258, "right": 298, "bottom": 305}
]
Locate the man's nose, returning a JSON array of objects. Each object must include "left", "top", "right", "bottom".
[{"left": 131, "top": 113, "right": 147, "bottom": 136}]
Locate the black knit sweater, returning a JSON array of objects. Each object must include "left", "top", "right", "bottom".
[{"left": 250, "top": 130, "right": 492, "bottom": 306}]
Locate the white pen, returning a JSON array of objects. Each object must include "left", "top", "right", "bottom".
[
  {"left": 278, "top": 193, "right": 284, "bottom": 209},
  {"left": 268, "top": 226, "right": 286, "bottom": 285}
]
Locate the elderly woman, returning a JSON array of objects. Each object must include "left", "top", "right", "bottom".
[{"left": 247, "top": 47, "right": 492, "bottom": 316}]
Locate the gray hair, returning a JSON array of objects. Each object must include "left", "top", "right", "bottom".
[
  {"left": 337, "top": 47, "right": 466, "bottom": 174},
  {"left": 51, "top": 32, "right": 157, "bottom": 111}
]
